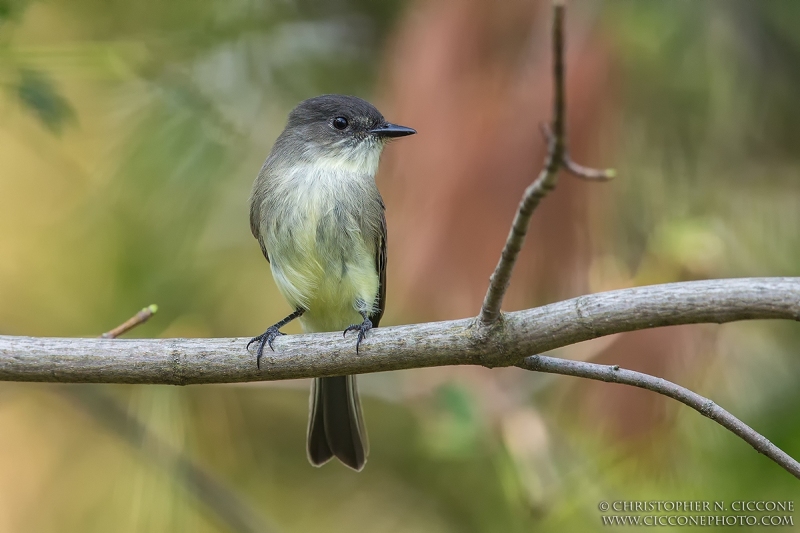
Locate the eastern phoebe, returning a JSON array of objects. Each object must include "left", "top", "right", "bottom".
[{"left": 248, "top": 95, "right": 415, "bottom": 471}]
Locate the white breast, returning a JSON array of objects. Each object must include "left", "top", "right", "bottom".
[{"left": 261, "top": 152, "right": 382, "bottom": 332}]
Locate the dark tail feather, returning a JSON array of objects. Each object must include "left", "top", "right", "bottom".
[
  {"left": 306, "top": 378, "right": 333, "bottom": 467},
  {"left": 306, "top": 375, "right": 368, "bottom": 471}
]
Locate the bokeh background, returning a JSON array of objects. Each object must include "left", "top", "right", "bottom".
[{"left": 2, "top": 0, "right": 800, "bottom": 531}]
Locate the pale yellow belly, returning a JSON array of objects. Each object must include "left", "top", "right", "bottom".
[{"left": 268, "top": 219, "right": 379, "bottom": 334}]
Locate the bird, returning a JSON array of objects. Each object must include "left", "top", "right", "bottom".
[{"left": 248, "top": 94, "right": 415, "bottom": 471}]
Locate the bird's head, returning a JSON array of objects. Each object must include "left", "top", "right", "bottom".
[{"left": 279, "top": 94, "right": 416, "bottom": 172}]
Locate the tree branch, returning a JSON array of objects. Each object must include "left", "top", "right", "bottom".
[
  {"left": 517, "top": 355, "right": 800, "bottom": 480},
  {"left": 5, "top": 278, "right": 797, "bottom": 475},
  {"left": 478, "top": 2, "right": 613, "bottom": 326},
  {"left": 1, "top": 278, "right": 797, "bottom": 385}
]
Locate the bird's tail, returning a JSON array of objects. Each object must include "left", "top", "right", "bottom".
[{"left": 307, "top": 375, "right": 369, "bottom": 471}]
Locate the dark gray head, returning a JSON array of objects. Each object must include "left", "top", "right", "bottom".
[{"left": 278, "top": 95, "right": 415, "bottom": 162}]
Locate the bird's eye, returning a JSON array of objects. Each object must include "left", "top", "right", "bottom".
[{"left": 332, "top": 117, "right": 349, "bottom": 130}]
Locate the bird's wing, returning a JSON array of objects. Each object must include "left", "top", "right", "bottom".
[
  {"left": 249, "top": 186, "right": 269, "bottom": 263},
  {"left": 371, "top": 207, "right": 387, "bottom": 327}
]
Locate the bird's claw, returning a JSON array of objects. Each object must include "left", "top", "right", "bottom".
[
  {"left": 343, "top": 318, "right": 373, "bottom": 354},
  {"left": 248, "top": 326, "right": 285, "bottom": 369}
]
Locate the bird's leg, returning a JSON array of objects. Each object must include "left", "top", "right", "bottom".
[
  {"left": 249, "top": 308, "right": 305, "bottom": 369},
  {"left": 343, "top": 301, "right": 372, "bottom": 354}
]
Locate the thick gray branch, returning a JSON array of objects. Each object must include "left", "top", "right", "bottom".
[
  {"left": 517, "top": 355, "right": 800, "bottom": 480},
  {"left": 3, "top": 277, "right": 799, "bottom": 478},
  {"left": 1, "top": 278, "right": 798, "bottom": 385}
]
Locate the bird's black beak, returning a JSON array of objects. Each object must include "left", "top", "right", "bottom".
[{"left": 370, "top": 122, "right": 416, "bottom": 138}]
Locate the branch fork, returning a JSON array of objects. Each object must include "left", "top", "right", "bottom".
[{"left": 479, "top": 3, "right": 614, "bottom": 328}]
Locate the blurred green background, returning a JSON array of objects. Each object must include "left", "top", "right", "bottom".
[{"left": 1, "top": 0, "right": 799, "bottom": 531}]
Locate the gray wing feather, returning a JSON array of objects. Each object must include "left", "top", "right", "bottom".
[
  {"left": 249, "top": 181, "right": 270, "bottom": 263},
  {"left": 370, "top": 208, "right": 387, "bottom": 327}
]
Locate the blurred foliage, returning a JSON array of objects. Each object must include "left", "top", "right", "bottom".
[
  {"left": 1, "top": 0, "right": 800, "bottom": 532},
  {"left": 14, "top": 68, "right": 76, "bottom": 132}
]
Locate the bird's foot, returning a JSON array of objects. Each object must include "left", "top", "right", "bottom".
[
  {"left": 248, "top": 326, "right": 285, "bottom": 369},
  {"left": 343, "top": 317, "right": 373, "bottom": 354}
]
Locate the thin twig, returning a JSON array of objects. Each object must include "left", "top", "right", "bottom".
[
  {"left": 517, "top": 355, "right": 800, "bottom": 480},
  {"left": 540, "top": 123, "right": 616, "bottom": 181},
  {"left": 479, "top": 2, "right": 614, "bottom": 326},
  {"left": 564, "top": 158, "right": 616, "bottom": 180},
  {"left": 101, "top": 304, "right": 159, "bottom": 339}
]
